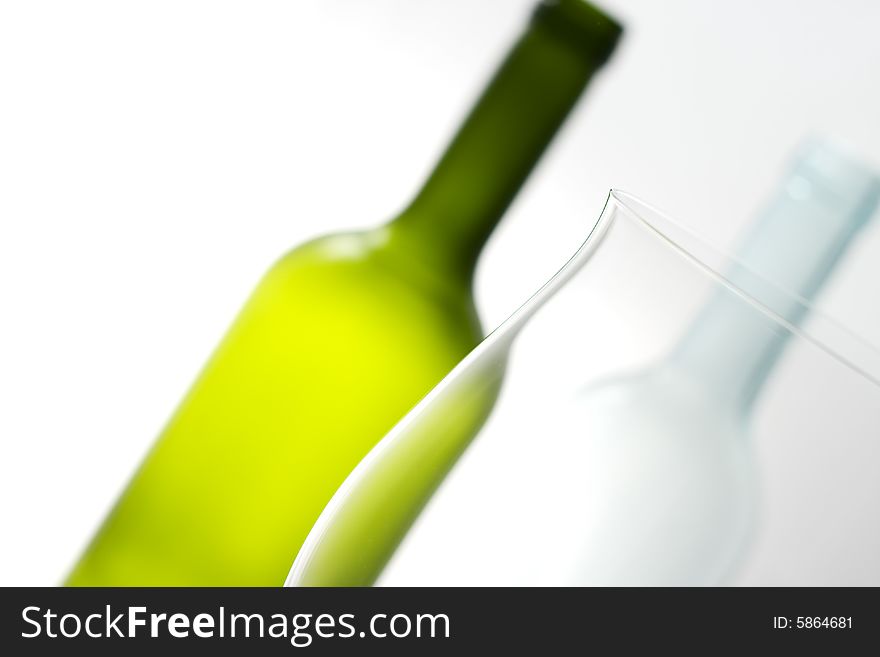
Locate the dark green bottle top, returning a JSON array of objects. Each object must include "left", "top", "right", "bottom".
[
  {"left": 392, "top": 0, "right": 624, "bottom": 283},
  {"left": 533, "top": 0, "right": 623, "bottom": 65}
]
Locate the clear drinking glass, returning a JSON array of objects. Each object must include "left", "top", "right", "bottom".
[{"left": 287, "top": 141, "right": 880, "bottom": 587}]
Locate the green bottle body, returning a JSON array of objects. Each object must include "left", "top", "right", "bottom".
[
  {"left": 67, "top": 0, "right": 621, "bottom": 586},
  {"left": 67, "top": 229, "right": 480, "bottom": 585}
]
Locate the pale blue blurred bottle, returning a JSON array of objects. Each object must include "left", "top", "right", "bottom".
[{"left": 566, "top": 140, "right": 880, "bottom": 585}]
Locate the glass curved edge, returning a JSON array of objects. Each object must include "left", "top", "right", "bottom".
[{"left": 610, "top": 189, "right": 880, "bottom": 387}]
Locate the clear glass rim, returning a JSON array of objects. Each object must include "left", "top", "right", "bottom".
[
  {"left": 611, "top": 189, "right": 880, "bottom": 387},
  {"left": 483, "top": 189, "right": 880, "bottom": 388}
]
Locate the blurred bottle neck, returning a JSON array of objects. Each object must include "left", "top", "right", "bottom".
[
  {"left": 669, "top": 142, "right": 880, "bottom": 415},
  {"left": 391, "top": 0, "right": 621, "bottom": 283}
]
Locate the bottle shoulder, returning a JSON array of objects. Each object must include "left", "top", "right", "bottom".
[{"left": 264, "top": 228, "right": 482, "bottom": 336}]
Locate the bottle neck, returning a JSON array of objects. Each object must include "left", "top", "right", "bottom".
[
  {"left": 392, "top": 1, "right": 621, "bottom": 282},
  {"left": 669, "top": 142, "right": 880, "bottom": 416}
]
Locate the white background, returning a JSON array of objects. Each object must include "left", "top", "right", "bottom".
[{"left": 2, "top": 0, "right": 880, "bottom": 585}]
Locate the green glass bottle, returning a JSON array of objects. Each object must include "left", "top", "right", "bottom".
[{"left": 67, "top": 0, "right": 622, "bottom": 586}]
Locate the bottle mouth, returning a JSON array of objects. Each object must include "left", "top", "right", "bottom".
[
  {"left": 531, "top": 0, "right": 623, "bottom": 65},
  {"left": 609, "top": 189, "right": 880, "bottom": 387}
]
